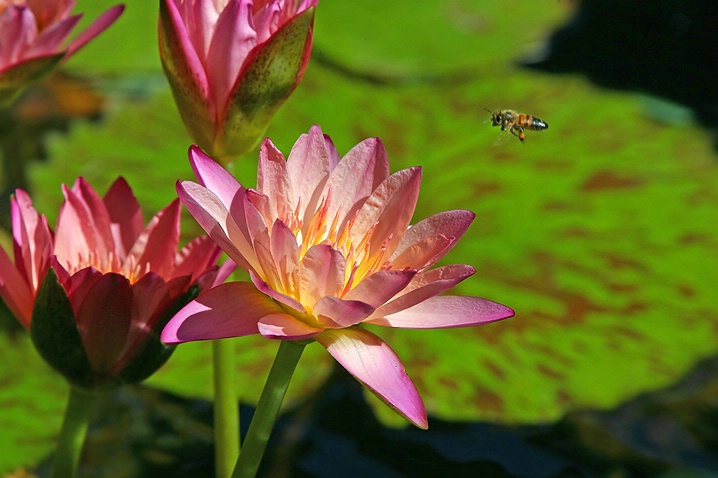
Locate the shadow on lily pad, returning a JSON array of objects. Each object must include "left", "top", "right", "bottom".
[{"left": 28, "top": 351, "right": 718, "bottom": 478}]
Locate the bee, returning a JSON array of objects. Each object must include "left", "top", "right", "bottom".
[{"left": 485, "top": 109, "right": 548, "bottom": 143}]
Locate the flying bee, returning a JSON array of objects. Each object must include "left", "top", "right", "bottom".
[{"left": 485, "top": 109, "right": 548, "bottom": 143}]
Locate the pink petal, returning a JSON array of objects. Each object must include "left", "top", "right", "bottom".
[
  {"left": 172, "top": 235, "right": 221, "bottom": 281},
  {"left": 159, "top": 1, "right": 214, "bottom": 139},
  {"left": 205, "top": 0, "right": 256, "bottom": 114},
  {"left": 131, "top": 199, "right": 181, "bottom": 278},
  {"left": 257, "top": 137, "right": 292, "bottom": 219},
  {"left": 257, "top": 312, "right": 323, "bottom": 340},
  {"left": 238, "top": 189, "right": 270, "bottom": 247},
  {"left": 65, "top": 4, "right": 124, "bottom": 58},
  {"left": 0, "top": 6, "right": 37, "bottom": 67},
  {"left": 321, "top": 137, "right": 390, "bottom": 231},
  {"left": 251, "top": 226, "right": 281, "bottom": 288},
  {"left": 251, "top": 0, "right": 282, "bottom": 44},
  {"left": 367, "top": 295, "right": 514, "bottom": 329},
  {"left": 391, "top": 210, "right": 475, "bottom": 269},
  {"left": 0, "top": 245, "right": 34, "bottom": 328},
  {"left": 316, "top": 328, "right": 427, "bottom": 429},
  {"left": 325, "top": 135, "right": 340, "bottom": 170},
  {"left": 188, "top": 148, "right": 261, "bottom": 255},
  {"left": 189, "top": 145, "right": 244, "bottom": 208},
  {"left": 103, "top": 177, "right": 143, "bottom": 259},
  {"left": 388, "top": 234, "right": 453, "bottom": 272},
  {"left": 73, "top": 178, "right": 115, "bottom": 249},
  {"left": 54, "top": 180, "right": 112, "bottom": 269},
  {"left": 161, "top": 281, "right": 279, "bottom": 344},
  {"left": 269, "top": 220, "right": 300, "bottom": 294},
  {"left": 343, "top": 269, "right": 416, "bottom": 309},
  {"left": 350, "top": 167, "right": 422, "bottom": 259},
  {"left": 176, "top": 179, "right": 257, "bottom": 273},
  {"left": 26, "top": 14, "right": 81, "bottom": 58},
  {"left": 298, "top": 244, "right": 345, "bottom": 306},
  {"left": 368, "top": 264, "right": 476, "bottom": 319},
  {"left": 286, "top": 125, "right": 332, "bottom": 225},
  {"left": 209, "top": 257, "right": 238, "bottom": 287},
  {"left": 313, "top": 296, "right": 374, "bottom": 328},
  {"left": 11, "top": 189, "right": 52, "bottom": 292},
  {"left": 74, "top": 272, "right": 134, "bottom": 374},
  {"left": 181, "top": 0, "right": 220, "bottom": 59}
]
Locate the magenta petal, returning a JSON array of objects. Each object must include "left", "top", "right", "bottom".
[
  {"left": 188, "top": 145, "right": 243, "bottom": 209},
  {"left": 369, "top": 265, "right": 475, "bottom": 318},
  {"left": 159, "top": 0, "right": 214, "bottom": 145},
  {"left": 176, "top": 179, "right": 254, "bottom": 272},
  {"left": 161, "top": 282, "right": 279, "bottom": 344},
  {"left": 27, "top": 15, "right": 81, "bottom": 57},
  {"left": 205, "top": 0, "right": 255, "bottom": 111},
  {"left": 343, "top": 269, "right": 416, "bottom": 308},
  {"left": 313, "top": 296, "right": 374, "bottom": 328},
  {"left": 257, "top": 313, "right": 323, "bottom": 340},
  {"left": 103, "top": 177, "right": 143, "bottom": 258},
  {"left": 368, "top": 295, "right": 514, "bottom": 329},
  {"left": 316, "top": 328, "right": 428, "bottom": 429}
]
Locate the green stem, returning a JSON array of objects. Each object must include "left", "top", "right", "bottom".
[
  {"left": 232, "top": 340, "right": 306, "bottom": 478},
  {"left": 214, "top": 339, "right": 240, "bottom": 478},
  {"left": 51, "top": 387, "right": 96, "bottom": 478}
]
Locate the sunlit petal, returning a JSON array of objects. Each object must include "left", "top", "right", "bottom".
[
  {"left": 316, "top": 328, "right": 427, "bottom": 429},
  {"left": 369, "top": 296, "right": 515, "bottom": 329},
  {"left": 162, "top": 282, "right": 276, "bottom": 344}
]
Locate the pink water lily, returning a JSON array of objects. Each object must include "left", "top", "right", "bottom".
[
  {"left": 159, "top": 0, "right": 317, "bottom": 162},
  {"left": 163, "top": 126, "right": 514, "bottom": 428},
  {"left": 0, "top": 177, "right": 231, "bottom": 390},
  {"left": 0, "top": 0, "right": 124, "bottom": 106}
]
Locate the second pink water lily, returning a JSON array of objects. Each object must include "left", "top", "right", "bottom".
[
  {"left": 159, "top": 0, "right": 317, "bottom": 161},
  {"left": 0, "top": 0, "right": 124, "bottom": 106},
  {"left": 162, "top": 126, "right": 514, "bottom": 428}
]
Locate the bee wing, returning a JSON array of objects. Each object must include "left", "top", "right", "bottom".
[{"left": 492, "top": 130, "right": 510, "bottom": 146}]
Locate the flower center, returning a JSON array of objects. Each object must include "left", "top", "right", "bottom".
[
  {"left": 65, "top": 251, "right": 149, "bottom": 284},
  {"left": 279, "top": 189, "right": 392, "bottom": 295}
]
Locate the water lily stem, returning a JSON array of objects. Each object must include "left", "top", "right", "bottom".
[
  {"left": 232, "top": 340, "right": 306, "bottom": 478},
  {"left": 214, "top": 339, "right": 240, "bottom": 478},
  {"left": 51, "top": 387, "right": 96, "bottom": 478}
]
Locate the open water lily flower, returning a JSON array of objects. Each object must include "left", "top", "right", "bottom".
[
  {"left": 0, "top": 177, "right": 230, "bottom": 390},
  {"left": 159, "top": 0, "right": 318, "bottom": 162},
  {"left": 163, "top": 126, "right": 514, "bottom": 428},
  {"left": 0, "top": 0, "right": 124, "bottom": 106}
]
